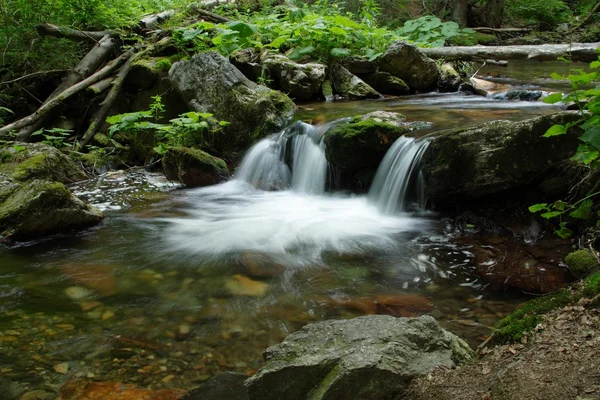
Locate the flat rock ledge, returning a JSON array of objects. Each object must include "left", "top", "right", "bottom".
[{"left": 245, "top": 315, "right": 474, "bottom": 400}]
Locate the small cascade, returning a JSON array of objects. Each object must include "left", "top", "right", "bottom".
[
  {"left": 234, "top": 121, "right": 332, "bottom": 194},
  {"left": 368, "top": 137, "right": 429, "bottom": 214}
]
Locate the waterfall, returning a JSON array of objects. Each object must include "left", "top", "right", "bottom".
[
  {"left": 368, "top": 137, "right": 429, "bottom": 214},
  {"left": 234, "top": 121, "right": 332, "bottom": 194}
]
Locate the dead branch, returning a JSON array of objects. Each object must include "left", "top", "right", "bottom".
[
  {"left": 140, "top": 10, "right": 176, "bottom": 30},
  {"left": 86, "top": 77, "right": 115, "bottom": 94},
  {"left": 36, "top": 23, "right": 112, "bottom": 42},
  {"left": 0, "top": 51, "right": 134, "bottom": 137},
  {"left": 189, "top": 7, "right": 231, "bottom": 23}
]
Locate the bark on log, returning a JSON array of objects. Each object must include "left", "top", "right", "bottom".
[
  {"left": 36, "top": 23, "right": 112, "bottom": 42},
  {"left": 16, "top": 34, "right": 118, "bottom": 141},
  {"left": 0, "top": 51, "right": 133, "bottom": 137},
  {"left": 140, "top": 10, "right": 176, "bottom": 30},
  {"left": 87, "top": 77, "right": 114, "bottom": 94},
  {"left": 77, "top": 38, "right": 172, "bottom": 150},
  {"left": 189, "top": 8, "right": 231, "bottom": 23},
  {"left": 421, "top": 42, "right": 600, "bottom": 63}
]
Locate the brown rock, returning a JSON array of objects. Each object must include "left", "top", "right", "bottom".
[
  {"left": 239, "top": 252, "right": 285, "bottom": 278},
  {"left": 60, "top": 264, "right": 117, "bottom": 297},
  {"left": 57, "top": 380, "right": 186, "bottom": 400},
  {"left": 375, "top": 294, "right": 434, "bottom": 317}
]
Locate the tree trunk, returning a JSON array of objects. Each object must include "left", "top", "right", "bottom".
[
  {"left": 485, "top": 0, "right": 505, "bottom": 29},
  {"left": 420, "top": 42, "right": 600, "bottom": 63},
  {"left": 453, "top": 0, "right": 469, "bottom": 27},
  {"left": 36, "top": 23, "right": 112, "bottom": 42}
]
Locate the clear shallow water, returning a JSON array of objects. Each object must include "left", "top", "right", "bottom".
[{"left": 0, "top": 62, "right": 572, "bottom": 393}]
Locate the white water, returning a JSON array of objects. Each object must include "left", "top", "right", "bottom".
[
  {"left": 368, "top": 137, "right": 430, "bottom": 214},
  {"left": 160, "top": 122, "right": 432, "bottom": 264}
]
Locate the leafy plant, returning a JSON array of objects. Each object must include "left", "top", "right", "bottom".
[
  {"left": 529, "top": 56, "right": 600, "bottom": 238},
  {"left": 395, "top": 16, "right": 474, "bottom": 47},
  {"left": 31, "top": 127, "right": 73, "bottom": 148}
]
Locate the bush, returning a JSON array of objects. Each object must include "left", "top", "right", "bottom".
[{"left": 505, "top": 0, "right": 571, "bottom": 28}]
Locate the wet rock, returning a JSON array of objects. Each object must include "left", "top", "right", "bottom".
[
  {"left": 181, "top": 372, "right": 248, "bottom": 400},
  {"left": 0, "top": 377, "right": 25, "bottom": 400},
  {"left": 230, "top": 48, "right": 262, "bottom": 82},
  {"left": 330, "top": 64, "right": 381, "bottom": 100},
  {"left": 57, "top": 380, "right": 186, "bottom": 400},
  {"left": 225, "top": 275, "right": 269, "bottom": 297},
  {"left": 438, "top": 63, "right": 462, "bottom": 92},
  {"left": 162, "top": 147, "right": 229, "bottom": 187},
  {"left": 0, "top": 180, "right": 103, "bottom": 241},
  {"left": 491, "top": 89, "right": 544, "bottom": 102},
  {"left": 65, "top": 286, "right": 94, "bottom": 301},
  {"left": 53, "top": 363, "right": 70, "bottom": 374},
  {"left": 60, "top": 264, "right": 117, "bottom": 297},
  {"left": 363, "top": 71, "right": 410, "bottom": 96},
  {"left": 379, "top": 41, "right": 440, "bottom": 93},
  {"left": 245, "top": 315, "right": 474, "bottom": 400},
  {"left": 340, "top": 56, "right": 377, "bottom": 75},
  {"left": 20, "top": 390, "right": 55, "bottom": 400},
  {"left": 421, "top": 112, "right": 583, "bottom": 208},
  {"left": 239, "top": 252, "right": 285, "bottom": 278},
  {"left": 0, "top": 142, "right": 87, "bottom": 184},
  {"left": 376, "top": 294, "right": 434, "bottom": 317},
  {"left": 261, "top": 52, "right": 327, "bottom": 101},
  {"left": 128, "top": 57, "right": 173, "bottom": 90},
  {"left": 324, "top": 111, "right": 430, "bottom": 190},
  {"left": 169, "top": 52, "right": 295, "bottom": 153}
]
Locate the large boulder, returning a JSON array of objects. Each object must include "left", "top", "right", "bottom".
[
  {"left": 169, "top": 52, "right": 295, "bottom": 153},
  {"left": 245, "top": 315, "right": 474, "bottom": 400},
  {"left": 421, "top": 112, "right": 582, "bottom": 209},
  {"left": 162, "top": 147, "right": 229, "bottom": 187},
  {"left": 0, "top": 142, "right": 87, "bottom": 183},
  {"left": 363, "top": 71, "right": 410, "bottom": 96},
  {"left": 0, "top": 179, "right": 103, "bottom": 241},
  {"left": 330, "top": 64, "right": 381, "bottom": 100},
  {"left": 324, "top": 111, "right": 430, "bottom": 190},
  {"left": 261, "top": 52, "right": 327, "bottom": 101},
  {"left": 379, "top": 41, "right": 440, "bottom": 93}
]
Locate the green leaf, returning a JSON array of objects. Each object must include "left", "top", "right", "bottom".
[
  {"left": 226, "top": 21, "right": 257, "bottom": 39},
  {"left": 553, "top": 200, "right": 566, "bottom": 211},
  {"left": 571, "top": 145, "right": 599, "bottom": 165},
  {"left": 331, "top": 47, "right": 351, "bottom": 57},
  {"left": 555, "top": 223, "right": 573, "bottom": 239},
  {"left": 543, "top": 124, "right": 567, "bottom": 137},
  {"left": 543, "top": 92, "right": 564, "bottom": 104},
  {"left": 529, "top": 203, "right": 549, "bottom": 213},
  {"left": 579, "top": 125, "right": 600, "bottom": 151},
  {"left": 541, "top": 210, "right": 563, "bottom": 219},
  {"left": 590, "top": 60, "right": 600, "bottom": 69},
  {"left": 569, "top": 199, "right": 593, "bottom": 219}
]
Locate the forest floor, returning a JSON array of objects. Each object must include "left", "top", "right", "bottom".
[{"left": 405, "top": 293, "right": 600, "bottom": 400}]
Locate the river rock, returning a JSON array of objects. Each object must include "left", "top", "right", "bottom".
[
  {"left": 162, "top": 147, "right": 229, "bottom": 187},
  {"left": 181, "top": 372, "right": 248, "bottom": 400},
  {"left": 379, "top": 41, "right": 440, "bottom": 93},
  {"left": 330, "top": 64, "right": 381, "bottom": 100},
  {"left": 230, "top": 48, "right": 263, "bottom": 82},
  {"left": 245, "top": 315, "right": 474, "bottom": 400},
  {"left": 169, "top": 52, "right": 295, "bottom": 153},
  {"left": 0, "top": 141, "right": 87, "bottom": 183},
  {"left": 363, "top": 71, "right": 410, "bottom": 96},
  {"left": 261, "top": 52, "right": 327, "bottom": 101},
  {"left": 421, "top": 111, "right": 582, "bottom": 209},
  {"left": 0, "top": 180, "right": 103, "bottom": 241},
  {"left": 438, "top": 63, "right": 462, "bottom": 92}
]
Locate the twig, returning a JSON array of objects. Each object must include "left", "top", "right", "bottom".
[
  {"left": 22, "top": 88, "right": 43, "bottom": 104},
  {"left": 0, "top": 69, "right": 69, "bottom": 86},
  {"left": 477, "top": 332, "right": 495, "bottom": 355}
]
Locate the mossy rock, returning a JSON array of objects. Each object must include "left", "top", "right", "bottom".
[
  {"left": 169, "top": 52, "right": 296, "bottom": 154},
  {"left": 363, "top": 72, "right": 410, "bottom": 96},
  {"left": 162, "top": 147, "right": 230, "bottom": 187},
  {"left": 128, "top": 56, "right": 175, "bottom": 90},
  {"left": 330, "top": 64, "right": 381, "bottom": 100},
  {"left": 0, "top": 142, "right": 87, "bottom": 183},
  {"left": 324, "top": 111, "right": 427, "bottom": 171},
  {"left": 0, "top": 179, "right": 103, "bottom": 241},
  {"left": 565, "top": 250, "right": 598, "bottom": 278},
  {"left": 379, "top": 41, "right": 440, "bottom": 93}
]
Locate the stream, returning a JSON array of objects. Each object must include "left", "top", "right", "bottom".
[{"left": 0, "top": 61, "right": 583, "bottom": 394}]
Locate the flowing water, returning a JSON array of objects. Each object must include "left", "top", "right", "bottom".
[{"left": 0, "top": 62, "right": 580, "bottom": 395}]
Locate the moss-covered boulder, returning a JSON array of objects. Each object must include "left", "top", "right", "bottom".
[
  {"left": 169, "top": 52, "right": 295, "bottom": 153},
  {"left": 565, "top": 250, "right": 598, "bottom": 278},
  {"left": 421, "top": 112, "right": 583, "bottom": 209},
  {"left": 438, "top": 63, "right": 462, "bottom": 93},
  {"left": 324, "top": 111, "right": 429, "bottom": 171},
  {"left": 245, "top": 315, "right": 473, "bottom": 400},
  {"left": 330, "top": 64, "right": 382, "bottom": 100},
  {"left": 379, "top": 41, "right": 440, "bottom": 93},
  {"left": 0, "top": 179, "right": 103, "bottom": 241},
  {"left": 163, "top": 147, "right": 230, "bottom": 187},
  {"left": 230, "top": 48, "right": 263, "bottom": 82},
  {"left": 363, "top": 71, "right": 410, "bottom": 96},
  {"left": 0, "top": 142, "right": 87, "bottom": 183},
  {"left": 128, "top": 56, "right": 174, "bottom": 90},
  {"left": 261, "top": 52, "right": 327, "bottom": 101}
]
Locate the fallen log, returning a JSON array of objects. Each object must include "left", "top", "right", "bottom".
[
  {"left": 189, "top": 7, "right": 231, "bottom": 23},
  {"left": 77, "top": 38, "right": 172, "bottom": 150},
  {"left": 17, "top": 34, "right": 118, "bottom": 141},
  {"left": 0, "top": 51, "right": 134, "bottom": 137},
  {"left": 36, "top": 23, "right": 112, "bottom": 42},
  {"left": 86, "top": 77, "right": 114, "bottom": 94},
  {"left": 472, "top": 27, "right": 531, "bottom": 35},
  {"left": 421, "top": 42, "right": 600, "bottom": 63},
  {"left": 140, "top": 10, "right": 176, "bottom": 30}
]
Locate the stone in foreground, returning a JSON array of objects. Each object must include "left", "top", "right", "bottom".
[
  {"left": 245, "top": 315, "right": 473, "bottom": 400},
  {"left": 162, "top": 147, "right": 229, "bottom": 187}
]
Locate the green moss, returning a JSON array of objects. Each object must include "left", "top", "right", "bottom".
[
  {"left": 565, "top": 250, "right": 598, "bottom": 278},
  {"left": 494, "top": 290, "right": 574, "bottom": 343},
  {"left": 12, "top": 154, "right": 50, "bottom": 181},
  {"left": 450, "top": 33, "right": 496, "bottom": 46},
  {"left": 583, "top": 272, "right": 600, "bottom": 297},
  {"left": 155, "top": 58, "right": 173, "bottom": 73}
]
